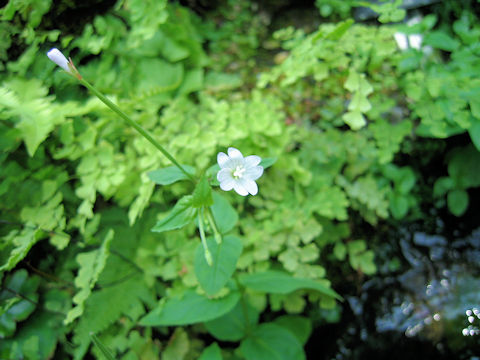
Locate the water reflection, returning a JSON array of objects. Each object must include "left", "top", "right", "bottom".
[{"left": 309, "top": 225, "right": 480, "bottom": 359}]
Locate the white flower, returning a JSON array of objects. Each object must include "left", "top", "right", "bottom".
[
  {"left": 217, "top": 147, "right": 263, "bottom": 196},
  {"left": 47, "top": 48, "right": 71, "bottom": 73}
]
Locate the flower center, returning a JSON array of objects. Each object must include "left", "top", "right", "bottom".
[{"left": 232, "top": 165, "right": 246, "bottom": 179}]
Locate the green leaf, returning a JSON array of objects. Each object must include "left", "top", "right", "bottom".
[
  {"left": 238, "top": 270, "right": 342, "bottom": 300},
  {"left": 139, "top": 290, "right": 241, "bottom": 326},
  {"left": 348, "top": 92, "right": 371, "bottom": 112},
  {"left": 433, "top": 176, "right": 454, "bottom": 197},
  {"left": 273, "top": 315, "right": 312, "bottom": 346},
  {"left": 389, "top": 193, "right": 409, "bottom": 219},
  {"left": 424, "top": 31, "right": 460, "bottom": 52},
  {"left": 333, "top": 242, "right": 346, "bottom": 261},
  {"left": 210, "top": 192, "right": 238, "bottom": 234},
  {"left": 0, "top": 227, "right": 40, "bottom": 273},
  {"left": 162, "top": 327, "right": 190, "bottom": 360},
  {"left": 151, "top": 195, "right": 197, "bottom": 232},
  {"left": 397, "top": 167, "right": 416, "bottom": 194},
  {"left": 198, "top": 343, "right": 223, "bottom": 360},
  {"left": 90, "top": 333, "right": 115, "bottom": 360},
  {"left": 204, "top": 298, "right": 259, "bottom": 342},
  {"left": 65, "top": 229, "right": 114, "bottom": 324},
  {"left": 194, "top": 235, "right": 243, "bottom": 295},
  {"left": 468, "top": 116, "right": 480, "bottom": 152},
  {"left": 205, "top": 71, "right": 243, "bottom": 92},
  {"left": 447, "top": 189, "right": 469, "bottom": 217},
  {"left": 147, "top": 165, "right": 195, "bottom": 185},
  {"left": 342, "top": 111, "right": 366, "bottom": 130},
  {"left": 259, "top": 157, "right": 277, "bottom": 169},
  {"left": 324, "top": 19, "right": 354, "bottom": 41},
  {"left": 0, "top": 270, "right": 40, "bottom": 338},
  {"left": 192, "top": 176, "right": 214, "bottom": 208},
  {"left": 239, "top": 323, "right": 305, "bottom": 360}
]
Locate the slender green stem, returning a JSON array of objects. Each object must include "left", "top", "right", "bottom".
[
  {"left": 198, "top": 208, "right": 212, "bottom": 266},
  {"left": 78, "top": 78, "right": 194, "bottom": 181},
  {"left": 205, "top": 207, "right": 222, "bottom": 244}
]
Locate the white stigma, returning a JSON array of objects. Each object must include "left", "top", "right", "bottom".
[{"left": 233, "top": 165, "right": 246, "bottom": 179}]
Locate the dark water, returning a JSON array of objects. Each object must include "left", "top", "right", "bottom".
[{"left": 306, "top": 219, "right": 480, "bottom": 360}]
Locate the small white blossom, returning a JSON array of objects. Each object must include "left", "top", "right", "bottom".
[
  {"left": 217, "top": 147, "right": 263, "bottom": 196},
  {"left": 47, "top": 48, "right": 71, "bottom": 73}
]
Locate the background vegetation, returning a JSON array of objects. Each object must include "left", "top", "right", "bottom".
[{"left": 1, "top": 0, "right": 479, "bottom": 359}]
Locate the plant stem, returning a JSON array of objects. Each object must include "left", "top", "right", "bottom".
[
  {"left": 198, "top": 208, "right": 212, "bottom": 266},
  {"left": 205, "top": 208, "right": 222, "bottom": 244},
  {"left": 78, "top": 77, "right": 194, "bottom": 181}
]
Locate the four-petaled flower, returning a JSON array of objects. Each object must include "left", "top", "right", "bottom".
[
  {"left": 47, "top": 48, "right": 71, "bottom": 73},
  {"left": 217, "top": 147, "right": 263, "bottom": 196}
]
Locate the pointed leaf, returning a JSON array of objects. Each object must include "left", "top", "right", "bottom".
[
  {"left": 147, "top": 165, "right": 195, "bottom": 185},
  {"left": 151, "top": 195, "right": 196, "bottom": 232},
  {"left": 205, "top": 300, "right": 259, "bottom": 341},
  {"left": 198, "top": 343, "right": 223, "bottom": 360},
  {"left": 238, "top": 270, "right": 342, "bottom": 300},
  {"left": 259, "top": 157, "right": 277, "bottom": 169},
  {"left": 192, "top": 176, "right": 213, "bottom": 208},
  {"left": 195, "top": 235, "right": 243, "bottom": 295},
  {"left": 239, "top": 323, "right": 305, "bottom": 360},
  {"left": 139, "top": 290, "right": 240, "bottom": 326},
  {"left": 210, "top": 192, "right": 238, "bottom": 234},
  {"left": 274, "top": 315, "right": 313, "bottom": 346}
]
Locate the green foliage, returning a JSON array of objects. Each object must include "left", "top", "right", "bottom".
[
  {"left": 140, "top": 290, "right": 241, "bottom": 326},
  {"left": 65, "top": 229, "right": 114, "bottom": 324},
  {"left": 1, "top": 0, "right": 480, "bottom": 358},
  {"left": 239, "top": 323, "right": 305, "bottom": 360},
  {"left": 238, "top": 270, "right": 342, "bottom": 300},
  {"left": 194, "top": 235, "right": 243, "bottom": 295}
]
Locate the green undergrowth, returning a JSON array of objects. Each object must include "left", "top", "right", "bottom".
[{"left": 1, "top": 0, "right": 480, "bottom": 358}]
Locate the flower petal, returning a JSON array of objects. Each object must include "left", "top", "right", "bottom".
[
  {"left": 239, "top": 178, "right": 258, "bottom": 195},
  {"left": 219, "top": 178, "right": 235, "bottom": 191},
  {"left": 47, "top": 48, "right": 70, "bottom": 73},
  {"left": 228, "top": 147, "right": 243, "bottom": 160},
  {"left": 217, "top": 152, "right": 229, "bottom": 168},
  {"left": 232, "top": 181, "right": 249, "bottom": 196},
  {"left": 245, "top": 155, "right": 261, "bottom": 167},
  {"left": 244, "top": 165, "right": 263, "bottom": 181},
  {"left": 217, "top": 168, "right": 233, "bottom": 182}
]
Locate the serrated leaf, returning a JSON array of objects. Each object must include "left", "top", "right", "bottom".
[
  {"left": 139, "top": 290, "right": 241, "bottom": 326},
  {"left": 210, "top": 192, "right": 238, "bottom": 234},
  {"left": 151, "top": 195, "right": 196, "bottom": 232},
  {"left": 64, "top": 230, "right": 114, "bottom": 324},
  {"left": 147, "top": 165, "right": 195, "bottom": 185},
  {"left": 342, "top": 111, "right": 366, "bottom": 130},
  {"left": 0, "top": 227, "right": 40, "bottom": 273},
  {"left": 348, "top": 92, "right": 371, "bottom": 112},
  {"left": 238, "top": 270, "right": 342, "bottom": 300},
  {"left": 194, "top": 235, "right": 243, "bottom": 295},
  {"left": 239, "top": 323, "right": 305, "bottom": 360},
  {"left": 205, "top": 300, "right": 259, "bottom": 342}
]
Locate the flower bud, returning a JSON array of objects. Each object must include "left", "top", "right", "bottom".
[{"left": 47, "top": 48, "right": 71, "bottom": 73}]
